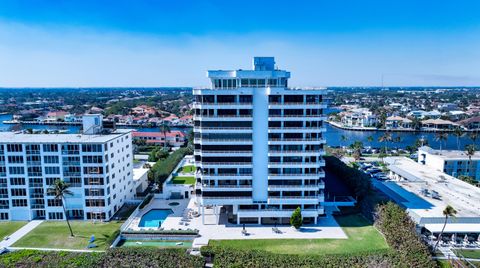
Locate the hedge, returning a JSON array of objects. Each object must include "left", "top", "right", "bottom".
[
  {"left": 375, "top": 202, "right": 436, "bottom": 268},
  {"left": 138, "top": 194, "right": 153, "bottom": 210},
  {"left": 201, "top": 246, "right": 398, "bottom": 268},
  {"left": 150, "top": 147, "right": 192, "bottom": 186},
  {"left": 0, "top": 248, "right": 203, "bottom": 268}
]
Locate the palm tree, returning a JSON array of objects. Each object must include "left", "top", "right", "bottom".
[
  {"left": 435, "top": 132, "right": 448, "bottom": 152},
  {"left": 340, "top": 135, "right": 348, "bottom": 149},
  {"left": 469, "top": 131, "right": 478, "bottom": 145},
  {"left": 465, "top": 145, "right": 476, "bottom": 174},
  {"left": 367, "top": 135, "right": 374, "bottom": 143},
  {"left": 47, "top": 179, "right": 74, "bottom": 237},
  {"left": 452, "top": 127, "right": 464, "bottom": 151},
  {"left": 159, "top": 121, "right": 171, "bottom": 150},
  {"left": 378, "top": 132, "right": 393, "bottom": 160},
  {"left": 349, "top": 141, "right": 363, "bottom": 161},
  {"left": 433, "top": 205, "right": 457, "bottom": 252}
]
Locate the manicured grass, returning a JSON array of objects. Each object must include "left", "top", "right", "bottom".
[
  {"left": 455, "top": 249, "right": 480, "bottom": 259},
  {"left": 181, "top": 165, "right": 195, "bottom": 173},
  {"left": 209, "top": 214, "right": 389, "bottom": 256},
  {"left": 13, "top": 221, "right": 123, "bottom": 250},
  {"left": 170, "top": 176, "right": 195, "bottom": 185},
  {"left": 0, "top": 221, "right": 27, "bottom": 239}
]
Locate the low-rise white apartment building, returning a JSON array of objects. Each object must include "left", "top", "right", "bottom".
[
  {"left": 0, "top": 115, "right": 135, "bottom": 221},
  {"left": 193, "top": 57, "right": 327, "bottom": 225},
  {"left": 418, "top": 146, "right": 480, "bottom": 181}
]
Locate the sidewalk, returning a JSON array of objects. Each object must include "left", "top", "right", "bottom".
[{"left": 0, "top": 220, "right": 43, "bottom": 248}]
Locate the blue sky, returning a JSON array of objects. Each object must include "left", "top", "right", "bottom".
[{"left": 0, "top": 0, "right": 479, "bottom": 87}]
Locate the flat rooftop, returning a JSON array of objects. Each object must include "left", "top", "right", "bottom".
[
  {"left": 0, "top": 129, "right": 132, "bottom": 144},
  {"left": 384, "top": 157, "right": 480, "bottom": 221},
  {"left": 419, "top": 146, "right": 480, "bottom": 160}
]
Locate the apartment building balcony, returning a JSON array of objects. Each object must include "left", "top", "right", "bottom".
[
  {"left": 194, "top": 138, "right": 252, "bottom": 145},
  {"left": 269, "top": 116, "right": 327, "bottom": 121},
  {"left": 200, "top": 196, "right": 253, "bottom": 205},
  {"left": 193, "top": 102, "right": 253, "bottom": 109},
  {"left": 198, "top": 184, "right": 253, "bottom": 191},
  {"left": 195, "top": 151, "right": 253, "bottom": 157},
  {"left": 268, "top": 127, "right": 326, "bottom": 133},
  {"left": 197, "top": 173, "right": 252, "bottom": 180},
  {"left": 195, "top": 127, "right": 253, "bottom": 133},
  {"left": 268, "top": 162, "right": 321, "bottom": 168},
  {"left": 268, "top": 173, "right": 325, "bottom": 180},
  {"left": 268, "top": 150, "right": 326, "bottom": 157},
  {"left": 268, "top": 102, "right": 328, "bottom": 109},
  {"left": 196, "top": 161, "right": 252, "bottom": 168},
  {"left": 267, "top": 184, "right": 321, "bottom": 191},
  {"left": 0, "top": 194, "right": 8, "bottom": 199},
  {"left": 194, "top": 115, "right": 253, "bottom": 121},
  {"left": 268, "top": 138, "right": 326, "bottom": 145},
  {"left": 268, "top": 196, "right": 320, "bottom": 204},
  {"left": 26, "top": 161, "right": 42, "bottom": 166}
]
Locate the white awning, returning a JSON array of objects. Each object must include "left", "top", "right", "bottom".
[{"left": 423, "top": 224, "right": 480, "bottom": 233}]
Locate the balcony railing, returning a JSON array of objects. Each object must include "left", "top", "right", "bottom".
[
  {"left": 269, "top": 138, "right": 324, "bottom": 141},
  {"left": 194, "top": 115, "right": 253, "bottom": 118},
  {"left": 269, "top": 102, "right": 325, "bottom": 105},
  {"left": 194, "top": 138, "right": 252, "bottom": 143},
  {"left": 196, "top": 127, "right": 252, "bottom": 130},
  {"left": 199, "top": 184, "right": 252, "bottom": 189},
  {"left": 197, "top": 162, "right": 253, "bottom": 166},
  {"left": 269, "top": 115, "right": 324, "bottom": 118},
  {"left": 199, "top": 150, "right": 252, "bottom": 154},
  {"left": 201, "top": 196, "right": 252, "bottom": 199},
  {"left": 269, "top": 196, "right": 319, "bottom": 200}
]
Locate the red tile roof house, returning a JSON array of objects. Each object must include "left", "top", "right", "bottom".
[
  {"left": 131, "top": 105, "right": 158, "bottom": 117},
  {"left": 132, "top": 131, "right": 186, "bottom": 147},
  {"left": 45, "top": 111, "right": 69, "bottom": 122}
]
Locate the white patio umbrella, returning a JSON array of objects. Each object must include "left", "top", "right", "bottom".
[
  {"left": 464, "top": 235, "right": 469, "bottom": 244},
  {"left": 451, "top": 234, "right": 456, "bottom": 242},
  {"left": 478, "top": 235, "right": 480, "bottom": 242}
]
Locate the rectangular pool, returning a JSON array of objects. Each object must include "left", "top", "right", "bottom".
[{"left": 138, "top": 209, "right": 173, "bottom": 228}]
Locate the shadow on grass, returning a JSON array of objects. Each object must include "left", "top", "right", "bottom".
[{"left": 334, "top": 214, "right": 373, "bottom": 228}]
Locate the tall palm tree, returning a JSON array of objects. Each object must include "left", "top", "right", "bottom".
[
  {"left": 433, "top": 205, "right": 457, "bottom": 252},
  {"left": 367, "top": 135, "right": 374, "bottom": 143},
  {"left": 378, "top": 132, "right": 393, "bottom": 156},
  {"left": 47, "top": 179, "right": 74, "bottom": 237},
  {"left": 159, "top": 121, "right": 171, "bottom": 150},
  {"left": 469, "top": 131, "right": 478, "bottom": 145},
  {"left": 435, "top": 132, "right": 448, "bottom": 152},
  {"left": 340, "top": 135, "right": 348, "bottom": 148},
  {"left": 453, "top": 127, "right": 464, "bottom": 151},
  {"left": 465, "top": 144, "right": 476, "bottom": 165}
]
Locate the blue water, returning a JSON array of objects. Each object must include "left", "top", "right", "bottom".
[
  {"left": 1, "top": 114, "right": 478, "bottom": 150},
  {"left": 138, "top": 209, "right": 173, "bottom": 228}
]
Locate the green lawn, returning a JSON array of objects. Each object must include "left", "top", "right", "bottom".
[
  {"left": 13, "top": 221, "right": 123, "bottom": 250},
  {"left": 455, "top": 249, "right": 480, "bottom": 259},
  {"left": 0, "top": 221, "right": 27, "bottom": 239},
  {"left": 209, "top": 214, "right": 389, "bottom": 256},
  {"left": 171, "top": 176, "right": 195, "bottom": 185},
  {"left": 181, "top": 165, "right": 195, "bottom": 173}
]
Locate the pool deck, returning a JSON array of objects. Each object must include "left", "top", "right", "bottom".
[
  {"left": 123, "top": 198, "right": 190, "bottom": 231},
  {"left": 161, "top": 198, "right": 347, "bottom": 247}
]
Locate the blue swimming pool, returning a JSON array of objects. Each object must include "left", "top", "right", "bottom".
[{"left": 138, "top": 209, "right": 173, "bottom": 228}]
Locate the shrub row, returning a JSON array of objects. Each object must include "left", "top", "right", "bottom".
[
  {"left": 375, "top": 202, "right": 436, "bottom": 268},
  {"left": 138, "top": 194, "right": 153, "bottom": 210},
  {"left": 149, "top": 147, "right": 191, "bottom": 185},
  {"left": 201, "top": 246, "right": 399, "bottom": 268},
  {"left": 0, "top": 248, "right": 203, "bottom": 268}
]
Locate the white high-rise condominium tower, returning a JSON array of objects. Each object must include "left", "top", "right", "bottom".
[{"left": 193, "top": 57, "right": 326, "bottom": 225}]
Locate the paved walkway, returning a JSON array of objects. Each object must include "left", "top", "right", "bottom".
[{"left": 0, "top": 220, "right": 43, "bottom": 248}]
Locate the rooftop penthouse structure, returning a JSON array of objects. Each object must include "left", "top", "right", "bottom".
[
  {"left": 193, "top": 57, "right": 327, "bottom": 225},
  {"left": 0, "top": 115, "right": 135, "bottom": 221}
]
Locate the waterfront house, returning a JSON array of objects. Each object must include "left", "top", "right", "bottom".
[
  {"left": 421, "top": 118, "right": 458, "bottom": 130},
  {"left": 459, "top": 116, "right": 480, "bottom": 131},
  {"left": 385, "top": 116, "right": 412, "bottom": 129},
  {"left": 341, "top": 108, "right": 377, "bottom": 128},
  {"left": 45, "top": 111, "right": 68, "bottom": 122}
]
